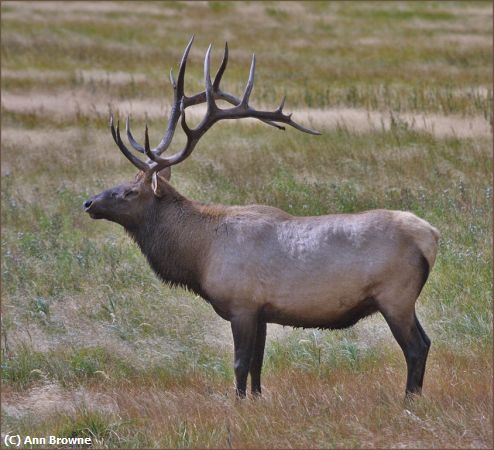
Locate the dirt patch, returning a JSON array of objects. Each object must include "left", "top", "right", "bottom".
[
  {"left": 437, "top": 33, "right": 492, "bottom": 48},
  {"left": 3, "top": 1, "right": 177, "bottom": 17},
  {"left": 2, "top": 69, "right": 149, "bottom": 85},
  {"left": 1, "top": 91, "right": 168, "bottom": 120},
  {"left": 2, "top": 382, "right": 118, "bottom": 419},
  {"left": 297, "top": 108, "right": 492, "bottom": 139},
  {"left": 3, "top": 92, "right": 491, "bottom": 139},
  {"left": 78, "top": 70, "right": 148, "bottom": 85},
  {"left": 359, "top": 33, "right": 491, "bottom": 49},
  {"left": 2, "top": 69, "right": 69, "bottom": 82},
  {"left": 357, "top": 37, "right": 384, "bottom": 46}
]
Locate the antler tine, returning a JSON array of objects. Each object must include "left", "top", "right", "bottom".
[
  {"left": 277, "top": 95, "right": 286, "bottom": 112},
  {"left": 204, "top": 44, "right": 217, "bottom": 111},
  {"left": 281, "top": 115, "right": 321, "bottom": 135},
  {"left": 144, "top": 124, "right": 150, "bottom": 153},
  {"left": 176, "top": 35, "right": 194, "bottom": 101},
  {"left": 143, "top": 123, "right": 157, "bottom": 163},
  {"left": 180, "top": 97, "right": 191, "bottom": 136},
  {"left": 110, "top": 113, "right": 149, "bottom": 171},
  {"left": 240, "top": 99, "right": 321, "bottom": 135},
  {"left": 126, "top": 116, "right": 145, "bottom": 154},
  {"left": 212, "top": 41, "right": 228, "bottom": 91},
  {"left": 241, "top": 54, "right": 256, "bottom": 107},
  {"left": 169, "top": 68, "right": 176, "bottom": 89},
  {"left": 144, "top": 123, "right": 162, "bottom": 164}
]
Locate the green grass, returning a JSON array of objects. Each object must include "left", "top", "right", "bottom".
[{"left": 1, "top": 1, "right": 492, "bottom": 448}]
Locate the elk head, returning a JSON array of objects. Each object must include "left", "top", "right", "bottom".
[{"left": 83, "top": 37, "right": 320, "bottom": 228}]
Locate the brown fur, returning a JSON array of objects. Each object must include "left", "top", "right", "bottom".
[{"left": 126, "top": 185, "right": 221, "bottom": 297}]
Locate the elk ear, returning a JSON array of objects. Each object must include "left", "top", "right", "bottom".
[
  {"left": 158, "top": 167, "right": 171, "bottom": 181},
  {"left": 151, "top": 171, "right": 170, "bottom": 198}
]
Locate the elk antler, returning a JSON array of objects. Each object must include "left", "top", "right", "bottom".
[
  {"left": 125, "top": 37, "right": 284, "bottom": 156},
  {"left": 111, "top": 38, "right": 320, "bottom": 177}
]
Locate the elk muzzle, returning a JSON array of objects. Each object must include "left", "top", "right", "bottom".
[{"left": 83, "top": 194, "right": 104, "bottom": 219}]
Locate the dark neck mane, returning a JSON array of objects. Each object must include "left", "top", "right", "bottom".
[{"left": 126, "top": 193, "right": 220, "bottom": 295}]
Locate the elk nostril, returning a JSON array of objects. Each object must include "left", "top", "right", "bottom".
[{"left": 83, "top": 200, "right": 93, "bottom": 209}]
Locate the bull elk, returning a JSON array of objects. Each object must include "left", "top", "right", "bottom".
[{"left": 84, "top": 37, "right": 439, "bottom": 399}]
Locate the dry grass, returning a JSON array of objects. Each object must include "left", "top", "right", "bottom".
[
  {"left": 1, "top": 1, "right": 492, "bottom": 448},
  {"left": 1, "top": 93, "right": 491, "bottom": 139},
  {"left": 3, "top": 346, "right": 491, "bottom": 448}
]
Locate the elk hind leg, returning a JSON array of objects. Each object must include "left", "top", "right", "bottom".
[
  {"left": 413, "top": 312, "right": 431, "bottom": 389},
  {"left": 379, "top": 305, "right": 430, "bottom": 398}
]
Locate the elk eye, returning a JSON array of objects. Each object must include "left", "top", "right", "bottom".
[{"left": 123, "top": 190, "right": 138, "bottom": 198}]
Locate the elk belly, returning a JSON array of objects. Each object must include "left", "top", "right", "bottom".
[{"left": 253, "top": 255, "right": 380, "bottom": 328}]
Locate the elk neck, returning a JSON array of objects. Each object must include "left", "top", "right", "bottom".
[{"left": 125, "top": 188, "right": 222, "bottom": 296}]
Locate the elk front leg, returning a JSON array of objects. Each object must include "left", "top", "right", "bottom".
[
  {"left": 250, "top": 321, "right": 267, "bottom": 396},
  {"left": 231, "top": 313, "right": 258, "bottom": 398}
]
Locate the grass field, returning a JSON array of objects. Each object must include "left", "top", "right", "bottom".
[{"left": 1, "top": 1, "right": 492, "bottom": 448}]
